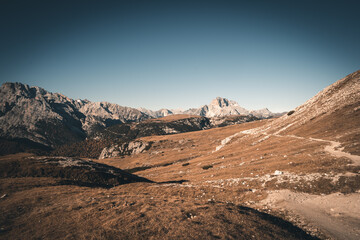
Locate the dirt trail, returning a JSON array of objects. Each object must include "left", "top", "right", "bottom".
[
  {"left": 284, "top": 135, "right": 360, "bottom": 166},
  {"left": 214, "top": 125, "right": 360, "bottom": 239},
  {"left": 309, "top": 138, "right": 360, "bottom": 166},
  {"left": 274, "top": 133, "right": 360, "bottom": 166},
  {"left": 215, "top": 125, "right": 360, "bottom": 166},
  {"left": 260, "top": 190, "right": 360, "bottom": 240}
]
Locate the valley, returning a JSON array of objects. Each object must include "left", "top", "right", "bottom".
[{"left": 0, "top": 70, "right": 359, "bottom": 239}]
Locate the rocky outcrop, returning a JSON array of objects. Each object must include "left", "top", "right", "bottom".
[{"left": 99, "top": 141, "right": 151, "bottom": 159}]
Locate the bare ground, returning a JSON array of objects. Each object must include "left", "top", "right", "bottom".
[
  {"left": 1, "top": 108, "right": 359, "bottom": 239},
  {"left": 258, "top": 190, "right": 360, "bottom": 240}
]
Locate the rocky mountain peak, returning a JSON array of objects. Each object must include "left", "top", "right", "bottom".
[
  {"left": 137, "top": 96, "right": 277, "bottom": 119},
  {"left": 0, "top": 82, "right": 151, "bottom": 148},
  {"left": 2, "top": 82, "right": 42, "bottom": 99},
  {"left": 210, "top": 97, "right": 240, "bottom": 108},
  {"left": 181, "top": 97, "right": 277, "bottom": 118},
  {"left": 211, "top": 97, "right": 230, "bottom": 108}
]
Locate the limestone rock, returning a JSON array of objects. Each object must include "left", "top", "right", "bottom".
[{"left": 99, "top": 141, "right": 151, "bottom": 159}]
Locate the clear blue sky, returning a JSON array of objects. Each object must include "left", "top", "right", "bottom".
[{"left": 1, "top": 0, "right": 359, "bottom": 112}]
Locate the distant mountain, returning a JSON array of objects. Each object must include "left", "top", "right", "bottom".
[
  {"left": 184, "top": 97, "right": 250, "bottom": 117},
  {"left": 0, "top": 82, "right": 280, "bottom": 154},
  {"left": 0, "top": 82, "right": 150, "bottom": 149},
  {"left": 139, "top": 97, "right": 281, "bottom": 119},
  {"left": 137, "top": 108, "right": 174, "bottom": 118},
  {"left": 184, "top": 97, "right": 281, "bottom": 118}
]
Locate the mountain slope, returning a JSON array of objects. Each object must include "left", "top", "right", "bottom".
[
  {"left": 0, "top": 82, "right": 150, "bottom": 149},
  {"left": 251, "top": 70, "right": 360, "bottom": 153}
]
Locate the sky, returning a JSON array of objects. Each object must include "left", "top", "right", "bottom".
[{"left": 1, "top": 0, "right": 359, "bottom": 112}]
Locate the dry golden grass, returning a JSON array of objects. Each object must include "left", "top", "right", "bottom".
[
  {"left": 98, "top": 116, "right": 359, "bottom": 196},
  {"left": 1, "top": 104, "right": 359, "bottom": 239},
  {"left": 2, "top": 71, "right": 359, "bottom": 239},
  {"left": 0, "top": 178, "right": 316, "bottom": 240}
]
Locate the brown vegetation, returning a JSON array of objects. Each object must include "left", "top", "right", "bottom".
[
  {"left": 1, "top": 71, "right": 359, "bottom": 239},
  {"left": 0, "top": 154, "right": 316, "bottom": 240}
]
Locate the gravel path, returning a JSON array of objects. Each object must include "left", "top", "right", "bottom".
[{"left": 260, "top": 190, "right": 360, "bottom": 240}]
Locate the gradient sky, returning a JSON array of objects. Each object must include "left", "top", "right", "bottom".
[{"left": 1, "top": 0, "right": 359, "bottom": 112}]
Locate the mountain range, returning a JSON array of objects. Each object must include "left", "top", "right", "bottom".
[
  {"left": 0, "top": 82, "right": 281, "bottom": 150},
  {"left": 0, "top": 83, "right": 148, "bottom": 148},
  {"left": 139, "top": 97, "right": 281, "bottom": 118},
  {"left": 1, "top": 70, "right": 359, "bottom": 240}
]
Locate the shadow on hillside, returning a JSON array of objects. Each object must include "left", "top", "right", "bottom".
[
  {"left": 157, "top": 180, "right": 189, "bottom": 184},
  {"left": 0, "top": 156, "right": 153, "bottom": 189},
  {"left": 236, "top": 205, "right": 319, "bottom": 239}
]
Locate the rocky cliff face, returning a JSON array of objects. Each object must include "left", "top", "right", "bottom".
[
  {"left": 78, "top": 101, "right": 149, "bottom": 133},
  {"left": 0, "top": 82, "right": 150, "bottom": 148},
  {"left": 204, "top": 97, "right": 250, "bottom": 117},
  {"left": 184, "top": 97, "right": 278, "bottom": 118}
]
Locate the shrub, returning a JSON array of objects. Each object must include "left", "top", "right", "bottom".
[
  {"left": 287, "top": 110, "right": 295, "bottom": 116},
  {"left": 202, "top": 165, "right": 213, "bottom": 170}
]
